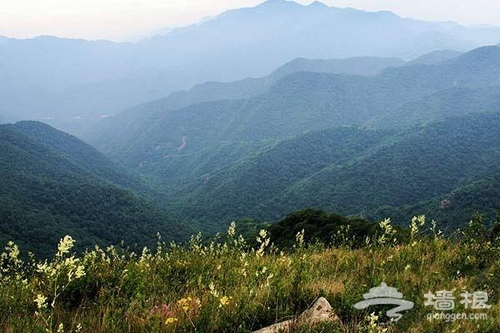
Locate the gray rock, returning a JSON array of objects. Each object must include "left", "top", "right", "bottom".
[{"left": 252, "top": 297, "right": 338, "bottom": 333}]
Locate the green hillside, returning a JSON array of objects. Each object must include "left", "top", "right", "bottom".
[
  {"left": 376, "top": 176, "right": 500, "bottom": 231},
  {"left": 172, "top": 127, "right": 393, "bottom": 223},
  {"left": 281, "top": 113, "right": 500, "bottom": 226},
  {"left": 171, "top": 113, "right": 500, "bottom": 230},
  {"left": 0, "top": 122, "right": 189, "bottom": 257},
  {"left": 8, "top": 121, "right": 151, "bottom": 193}
]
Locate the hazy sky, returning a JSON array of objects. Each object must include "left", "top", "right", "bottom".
[{"left": 1, "top": 0, "right": 500, "bottom": 41}]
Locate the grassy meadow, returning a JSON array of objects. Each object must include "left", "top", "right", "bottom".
[{"left": 1, "top": 216, "right": 499, "bottom": 333}]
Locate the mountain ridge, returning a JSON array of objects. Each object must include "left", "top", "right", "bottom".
[{"left": 88, "top": 45, "right": 500, "bottom": 174}]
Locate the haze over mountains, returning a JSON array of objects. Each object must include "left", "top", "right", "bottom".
[
  {"left": 2, "top": 0, "right": 500, "bottom": 135},
  {"left": 89, "top": 46, "right": 500, "bottom": 164}
]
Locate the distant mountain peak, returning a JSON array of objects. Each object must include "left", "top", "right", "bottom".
[
  {"left": 308, "top": 1, "right": 329, "bottom": 8},
  {"left": 257, "top": 0, "right": 301, "bottom": 8}
]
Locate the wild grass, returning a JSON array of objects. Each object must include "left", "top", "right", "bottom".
[{"left": 1, "top": 217, "right": 499, "bottom": 332}]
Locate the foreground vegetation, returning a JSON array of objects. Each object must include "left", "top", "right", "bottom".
[{"left": 1, "top": 214, "right": 500, "bottom": 332}]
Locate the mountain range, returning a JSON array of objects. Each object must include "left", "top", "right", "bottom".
[
  {"left": 2, "top": 2, "right": 500, "bottom": 254},
  {"left": 1, "top": 0, "right": 500, "bottom": 135},
  {"left": 82, "top": 45, "right": 500, "bottom": 232},
  {"left": 89, "top": 46, "right": 500, "bottom": 165}
]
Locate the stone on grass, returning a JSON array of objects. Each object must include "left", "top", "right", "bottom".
[{"left": 252, "top": 297, "right": 338, "bottom": 333}]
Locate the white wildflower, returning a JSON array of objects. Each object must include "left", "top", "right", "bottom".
[
  {"left": 227, "top": 222, "right": 237, "bottom": 238},
  {"left": 34, "top": 294, "right": 47, "bottom": 310},
  {"left": 57, "top": 236, "right": 75, "bottom": 257}
]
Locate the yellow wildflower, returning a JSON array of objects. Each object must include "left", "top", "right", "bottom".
[
  {"left": 219, "top": 296, "right": 231, "bottom": 307},
  {"left": 177, "top": 297, "right": 192, "bottom": 311},
  {"left": 165, "top": 317, "right": 178, "bottom": 325}
]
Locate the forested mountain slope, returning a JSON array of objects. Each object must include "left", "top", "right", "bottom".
[
  {"left": 0, "top": 122, "right": 188, "bottom": 256},
  {"left": 171, "top": 113, "right": 500, "bottom": 229},
  {"left": 79, "top": 46, "right": 500, "bottom": 233}
]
